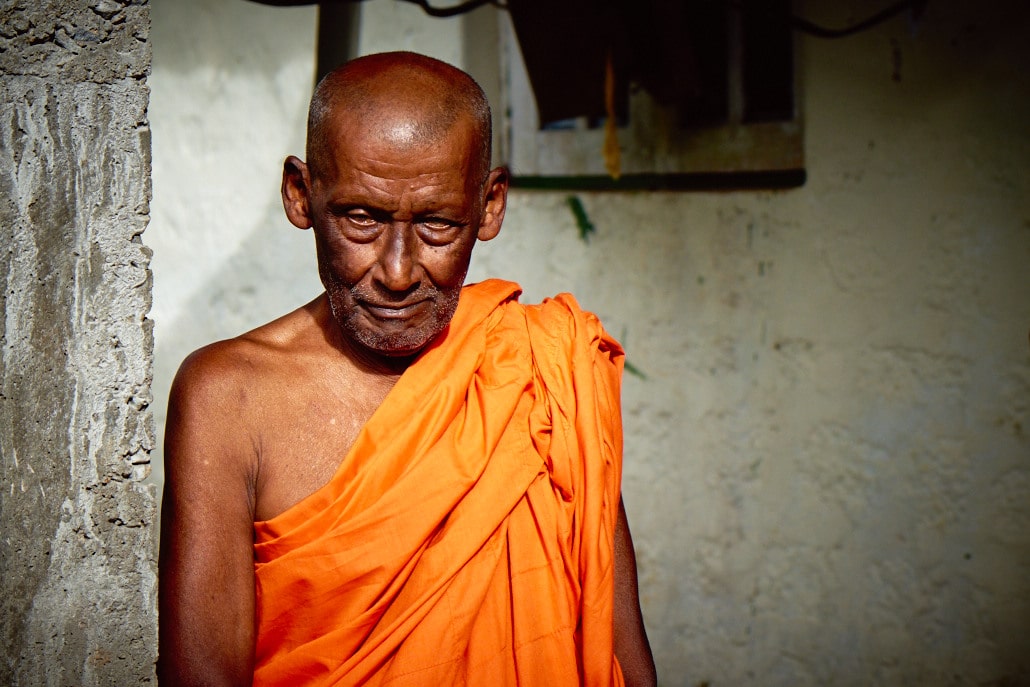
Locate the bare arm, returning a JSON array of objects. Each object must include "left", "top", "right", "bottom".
[
  {"left": 614, "top": 498, "right": 657, "bottom": 687},
  {"left": 158, "top": 349, "right": 258, "bottom": 686}
]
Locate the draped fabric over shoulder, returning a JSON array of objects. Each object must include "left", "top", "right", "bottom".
[{"left": 252, "top": 279, "right": 626, "bottom": 686}]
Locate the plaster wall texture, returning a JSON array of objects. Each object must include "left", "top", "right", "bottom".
[
  {"left": 0, "top": 0, "right": 157, "bottom": 684},
  {"left": 148, "top": 0, "right": 1030, "bottom": 685},
  {"left": 147, "top": 0, "right": 319, "bottom": 489}
]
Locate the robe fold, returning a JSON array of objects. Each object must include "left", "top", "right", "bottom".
[{"left": 253, "top": 279, "right": 626, "bottom": 686}]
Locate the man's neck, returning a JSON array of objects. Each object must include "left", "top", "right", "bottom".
[{"left": 315, "top": 294, "right": 420, "bottom": 380}]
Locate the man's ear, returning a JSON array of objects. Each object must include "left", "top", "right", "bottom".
[
  {"left": 477, "top": 166, "right": 509, "bottom": 242},
  {"left": 282, "top": 155, "right": 313, "bottom": 229}
]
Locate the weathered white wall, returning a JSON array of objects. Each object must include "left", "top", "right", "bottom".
[
  {"left": 150, "top": 1, "right": 1030, "bottom": 684},
  {"left": 147, "top": 0, "right": 319, "bottom": 488}
]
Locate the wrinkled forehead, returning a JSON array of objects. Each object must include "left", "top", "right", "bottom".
[{"left": 323, "top": 107, "right": 479, "bottom": 173}]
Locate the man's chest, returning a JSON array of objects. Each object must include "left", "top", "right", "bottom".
[{"left": 250, "top": 381, "right": 392, "bottom": 522}]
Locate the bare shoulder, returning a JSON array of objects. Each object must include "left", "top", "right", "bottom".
[
  {"left": 165, "top": 295, "right": 374, "bottom": 521},
  {"left": 174, "top": 302, "right": 317, "bottom": 393},
  {"left": 164, "top": 300, "right": 325, "bottom": 490},
  {"left": 170, "top": 299, "right": 324, "bottom": 427}
]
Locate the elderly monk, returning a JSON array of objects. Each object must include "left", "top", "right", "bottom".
[{"left": 158, "top": 51, "right": 656, "bottom": 686}]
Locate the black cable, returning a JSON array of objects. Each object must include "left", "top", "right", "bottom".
[
  {"left": 248, "top": 0, "right": 917, "bottom": 33},
  {"left": 725, "top": 0, "right": 927, "bottom": 39},
  {"left": 245, "top": 0, "right": 508, "bottom": 14},
  {"left": 400, "top": 0, "right": 921, "bottom": 31},
  {"left": 394, "top": 0, "right": 507, "bottom": 18}
]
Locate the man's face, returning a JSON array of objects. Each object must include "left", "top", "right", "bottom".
[{"left": 300, "top": 117, "right": 497, "bottom": 361}]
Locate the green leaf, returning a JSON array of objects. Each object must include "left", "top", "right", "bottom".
[{"left": 566, "top": 195, "right": 595, "bottom": 243}]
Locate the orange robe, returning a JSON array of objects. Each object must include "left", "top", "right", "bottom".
[{"left": 252, "top": 279, "right": 625, "bottom": 686}]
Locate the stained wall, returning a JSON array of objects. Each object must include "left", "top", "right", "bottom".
[
  {"left": 148, "top": 1, "right": 1030, "bottom": 684},
  {"left": 0, "top": 0, "right": 157, "bottom": 684}
]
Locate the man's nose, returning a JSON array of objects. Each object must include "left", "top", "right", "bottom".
[{"left": 375, "top": 223, "right": 420, "bottom": 293}]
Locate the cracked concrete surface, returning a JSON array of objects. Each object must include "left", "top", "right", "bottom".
[{"left": 0, "top": 1, "right": 157, "bottom": 684}]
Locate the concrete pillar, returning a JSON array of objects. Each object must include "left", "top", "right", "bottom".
[{"left": 0, "top": 1, "right": 157, "bottom": 684}]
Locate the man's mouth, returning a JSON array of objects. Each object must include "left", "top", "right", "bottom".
[{"left": 361, "top": 300, "right": 427, "bottom": 321}]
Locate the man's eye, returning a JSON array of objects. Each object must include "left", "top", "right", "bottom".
[
  {"left": 347, "top": 213, "right": 377, "bottom": 227},
  {"left": 418, "top": 220, "right": 461, "bottom": 246}
]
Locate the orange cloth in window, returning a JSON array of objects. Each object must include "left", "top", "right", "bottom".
[{"left": 252, "top": 279, "right": 625, "bottom": 687}]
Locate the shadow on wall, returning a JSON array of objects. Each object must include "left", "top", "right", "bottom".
[{"left": 147, "top": 0, "right": 319, "bottom": 494}]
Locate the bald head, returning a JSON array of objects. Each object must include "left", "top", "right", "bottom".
[{"left": 306, "top": 52, "right": 493, "bottom": 184}]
